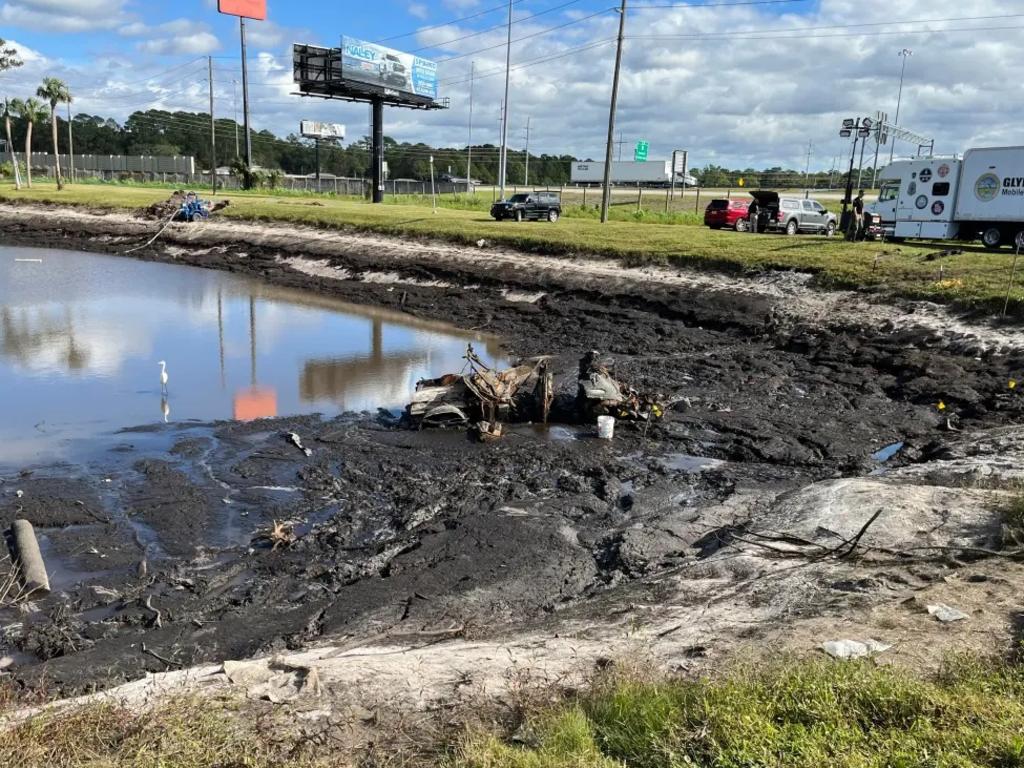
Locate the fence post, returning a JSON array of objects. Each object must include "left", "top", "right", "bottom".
[
  {"left": 637, "top": 186, "right": 643, "bottom": 213},
  {"left": 694, "top": 187, "right": 701, "bottom": 213}
]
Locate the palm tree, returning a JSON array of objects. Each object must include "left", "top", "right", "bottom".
[
  {"left": 37, "top": 78, "right": 71, "bottom": 189},
  {"left": 11, "top": 98, "right": 47, "bottom": 188},
  {"left": 3, "top": 99, "right": 20, "bottom": 189}
]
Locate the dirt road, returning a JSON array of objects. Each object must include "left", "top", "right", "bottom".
[{"left": 1, "top": 203, "right": 1022, "bottom": 699}]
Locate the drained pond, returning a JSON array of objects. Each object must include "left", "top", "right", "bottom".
[{"left": 0, "top": 246, "right": 503, "bottom": 469}]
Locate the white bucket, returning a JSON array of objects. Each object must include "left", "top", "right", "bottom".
[{"left": 597, "top": 415, "right": 616, "bottom": 440}]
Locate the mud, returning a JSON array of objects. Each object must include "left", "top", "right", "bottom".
[{"left": 1, "top": 203, "right": 1023, "bottom": 695}]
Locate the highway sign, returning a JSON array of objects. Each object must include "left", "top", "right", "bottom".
[{"left": 634, "top": 140, "right": 649, "bottom": 162}]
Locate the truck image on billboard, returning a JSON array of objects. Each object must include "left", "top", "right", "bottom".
[{"left": 340, "top": 37, "right": 438, "bottom": 101}]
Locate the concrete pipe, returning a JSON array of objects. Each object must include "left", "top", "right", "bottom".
[{"left": 11, "top": 520, "right": 50, "bottom": 595}]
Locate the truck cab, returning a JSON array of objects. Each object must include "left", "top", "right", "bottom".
[{"left": 868, "top": 157, "right": 963, "bottom": 241}]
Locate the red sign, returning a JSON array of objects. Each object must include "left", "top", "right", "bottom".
[{"left": 219, "top": 0, "right": 266, "bottom": 20}]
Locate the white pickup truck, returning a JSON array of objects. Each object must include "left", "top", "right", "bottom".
[{"left": 868, "top": 147, "right": 1024, "bottom": 249}]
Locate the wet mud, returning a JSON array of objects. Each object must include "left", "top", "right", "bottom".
[{"left": 2, "top": 205, "right": 1024, "bottom": 693}]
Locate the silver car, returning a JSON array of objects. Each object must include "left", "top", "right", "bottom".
[{"left": 749, "top": 191, "right": 838, "bottom": 236}]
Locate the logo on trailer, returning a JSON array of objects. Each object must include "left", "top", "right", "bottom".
[
  {"left": 975, "top": 173, "right": 1001, "bottom": 202},
  {"left": 931, "top": 200, "right": 945, "bottom": 216},
  {"left": 915, "top": 195, "right": 929, "bottom": 210},
  {"left": 938, "top": 164, "right": 950, "bottom": 178},
  {"left": 919, "top": 168, "right": 933, "bottom": 183}
]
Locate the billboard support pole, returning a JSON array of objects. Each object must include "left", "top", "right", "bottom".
[
  {"left": 600, "top": 0, "right": 627, "bottom": 224},
  {"left": 315, "top": 138, "right": 321, "bottom": 184},
  {"left": 371, "top": 97, "right": 384, "bottom": 204},
  {"left": 240, "top": 18, "right": 253, "bottom": 180},
  {"left": 498, "top": 0, "right": 513, "bottom": 201}
]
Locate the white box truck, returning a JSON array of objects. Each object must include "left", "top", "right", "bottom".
[
  {"left": 571, "top": 160, "right": 695, "bottom": 186},
  {"left": 868, "top": 147, "right": 1024, "bottom": 248}
]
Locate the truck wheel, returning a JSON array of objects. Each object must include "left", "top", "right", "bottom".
[
  {"left": 734, "top": 219, "right": 748, "bottom": 233},
  {"left": 824, "top": 221, "right": 837, "bottom": 237},
  {"left": 547, "top": 209, "right": 559, "bottom": 223},
  {"left": 785, "top": 219, "right": 799, "bottom": 236},
  {"left": 982, "top": 226, "right": 1004, "bottom": 249},
  {"left": 515, "top": 209, "right": 523, "bottom": 222}
]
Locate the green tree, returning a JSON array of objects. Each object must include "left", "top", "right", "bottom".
[
  {"left": 9, "top": 98, "right": 46, "bottom": 187},
  {"left": 37, "top": 77, "right": 71, "bottom": 189},
  {"left": 0, "top": 38, "right": 21, "bottom": 72},
  {"left": 2, "top": 99, "right": 20, "bottom": 188}
]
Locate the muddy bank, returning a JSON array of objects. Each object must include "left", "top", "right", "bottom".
[{"left": 1, "top": 204, "right": 1024, "bottom": 695}]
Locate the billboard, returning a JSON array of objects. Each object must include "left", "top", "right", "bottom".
[
  {"left": 340, "top": 37, "right": 438, "bottom": 101},
  {"left": 300, "top": 121, "right": 346, "bottom": 140},
  {"left": 219, "top": 0, "right": 267, "bottom": 19}
]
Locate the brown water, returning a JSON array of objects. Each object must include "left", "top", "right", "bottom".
[{"left": 0, "top": 246, "right": 505, "bottom": 468}]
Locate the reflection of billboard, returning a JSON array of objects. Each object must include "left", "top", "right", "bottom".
[
  {"left": 340, "top": 37, "right": 438, "bottom": 101},
  {"left": 300, "top": 121, "right": 346, "bottom": 140}
]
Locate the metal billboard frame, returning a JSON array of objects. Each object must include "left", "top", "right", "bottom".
[{"left": 293, "top": 44, "right": 449, "bottom": 203}]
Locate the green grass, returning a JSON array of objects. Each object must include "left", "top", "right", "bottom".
[
  {"left": 1, "top": 656, "right": 1022, "bottom": 767},
  {"left": 455, "top": 657, "right": 1024, "bottom": 768},
  {"left": 4, "top": 181, "right": 1024, "bottom": 313}
]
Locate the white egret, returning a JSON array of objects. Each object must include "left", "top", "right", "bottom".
[{"left": 159, "top": 360, "right": 169, "bottom": 393}]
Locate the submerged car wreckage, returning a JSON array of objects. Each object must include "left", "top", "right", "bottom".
[{"left": 407, "top": 346, "right": 664, "bottom": 439}]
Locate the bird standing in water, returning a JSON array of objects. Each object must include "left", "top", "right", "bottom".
[{"left": 159, "top": 361, "right": 169, "bottom": 394}]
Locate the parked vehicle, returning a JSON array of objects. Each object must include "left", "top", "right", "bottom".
[
  {"left": 490, "top": 192, "right": 562, "bottom": 222},
  {"left": 704, "top": 199, "right": 751, "bottom": 231},
  {"left": 867, "top": 147, "right": 1024, "bottom": 248},
  {"left": 748, "top": 191, "right": 838, "bottom": 236}
]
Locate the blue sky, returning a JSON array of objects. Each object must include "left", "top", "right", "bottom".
[{"left": 2, "top": 0, "right": 1023, "bottom": 169}]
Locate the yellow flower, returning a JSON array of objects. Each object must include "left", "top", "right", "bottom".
[
  {"left": 1010, "top": 379, "right": 1017, "bottom": 390},
  {"left": 937, "top": 401, "right": 947, "bottom": 411}
]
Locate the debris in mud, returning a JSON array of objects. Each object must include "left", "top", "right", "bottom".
[
  {"left": 287, "top": 432, "right": 313, "bottom": 457},
  {"left": 408, "top": 346, "right": 660, "bottom": 439},
  {"left": 253, "top": 520, "right": 297, "bottom": 551},
  {"left": 820, "top": 639, "right": 892, "bottom": 659},
  {"left": 141, "top": 191, "right": 230, "bottom": 222},
  {"left": 927, "top": 603, "right": 969, "bottom": 623}
]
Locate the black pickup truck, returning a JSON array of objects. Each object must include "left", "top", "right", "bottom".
[{"left": 490, "top": 192, "right": 562, "bottom": 222}]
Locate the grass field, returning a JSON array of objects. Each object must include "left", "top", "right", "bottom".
[
  {"left": 3, "top": 181, "right": 1024, "bottom": 314},
  {"left": 2, "top": 656, "right": 1022, "bottom": 767}
]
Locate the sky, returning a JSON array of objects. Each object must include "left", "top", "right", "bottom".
[{"left": 2, "top": 0, "right": 1023, "bottom": 171}]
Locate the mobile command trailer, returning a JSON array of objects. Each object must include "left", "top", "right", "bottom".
[
  {"left": 571, "top": 160, "right": 695, "bottom": 186},
  {"left": 868, "top": 147, "right": 1024, "bottom": 248}
]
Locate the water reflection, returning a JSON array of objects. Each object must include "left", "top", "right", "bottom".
[{"left": 0, "top": 246, "right": 504, "bottom": 467}]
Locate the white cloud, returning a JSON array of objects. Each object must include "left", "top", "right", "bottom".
[
  {"left": 0, "top": 0, "right": 128, "bottom": 32},
  {"left": 408, "top": 3, "right": 428, "bottom": 20},
  {"left": 118, "top": 19, "right": 222, "bottom": 56}
]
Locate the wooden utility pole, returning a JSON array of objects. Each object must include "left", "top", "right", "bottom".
[
  {"left": 498, "top": 0, "right": 513, "bottom": 200},
  {"left": 209, "top": 56, "right": 217, "bottom": 195},
  {"left": 600, "top": 0, "right": 627, "bottom": 223}
]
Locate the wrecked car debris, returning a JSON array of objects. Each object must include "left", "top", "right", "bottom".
[
  {"left": 407, "top": 346, "right": 660, "bottom": 440},
  {"left": 287, "top": 432, "right": 313, "bottom": 457}
]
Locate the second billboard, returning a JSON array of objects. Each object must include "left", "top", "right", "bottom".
[{"left": 340, "top": 37, "right": 438, "bottom": 101}]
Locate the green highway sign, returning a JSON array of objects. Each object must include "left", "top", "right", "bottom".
[{"left": 634, "top": 140, "right": 649, "bottom": 162}]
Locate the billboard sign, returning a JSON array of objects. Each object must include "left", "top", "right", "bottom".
[
  {"left": 340, "top": 37, "right": 438, "bottom": 101},
  {"left": 300, "top": 121, "right": 346, "bottom": 140},
  {"left": 218, "top": 0, "right": 267, "bottom": 19}
]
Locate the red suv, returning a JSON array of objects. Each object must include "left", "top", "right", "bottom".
[{"left": 704, "top": 199, "right": 751, "bottom": 231}]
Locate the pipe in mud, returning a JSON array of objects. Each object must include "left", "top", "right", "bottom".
[{"left": 11, "top": 520, "right": 50, "bottom": 595}]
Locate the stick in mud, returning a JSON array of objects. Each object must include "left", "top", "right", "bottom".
[{"left": 11, "top": 519, "right": 50, "bottom": 595}]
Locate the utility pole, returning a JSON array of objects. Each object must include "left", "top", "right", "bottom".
[
  {"left": 524, "top": 116, "right": 531, "bottom": 187},
  {"left": 209, "top": 56, "right": 217, "bottom": 195},
  {"left": 889, "top": 48, "right": 912, "bottom": 163},
  {"left": 497, "top": 0, "right": 513, "bottom": 200},
  {"left": 66, "top": 100, "right": 74, "bottom": 185},
  {"left": 466, "top": 61, "right": 475, "bottom": 194},
  {"left": 803, "top": 140, "right": 812, "bottom": 196},
  {"left": 239, "top": 18, "right": 254, "bottom": 177},
  {"left": 601, "top": 0, "right": 627, "bottom": 224},
  {"left": 232, "top": 79, "right": 240, "bottom": 158}
]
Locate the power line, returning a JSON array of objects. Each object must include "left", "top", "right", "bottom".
[{"left": 374, "top": 0, "right": 531, "bottom": 43}]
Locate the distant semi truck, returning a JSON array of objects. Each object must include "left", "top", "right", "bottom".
[
  {"left": 868, "top": 147, "right": 1024, "bottom": 248},
  {"left": 571, "top": 160, "right": 697, "bottom": 187}
]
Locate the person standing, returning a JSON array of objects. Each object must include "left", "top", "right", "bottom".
[
  {"left": 848, "top": 189, "right": 865, "bottom": 241},
  {"left": 748, "top": 198, "right": 759, "bottom": 233}
]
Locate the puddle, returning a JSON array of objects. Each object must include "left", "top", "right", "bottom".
[
  {"left": 657, "top": 453, "right": 725, "bottom": 473},
  {"left": 872, "top": 442, "right": 904, "bottom": 462},
  {"left": 0, "top": 246, "right": 506, "bottom": 469}
]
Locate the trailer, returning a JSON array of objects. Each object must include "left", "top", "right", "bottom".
[
  {"left": 868, "top": 147, "right": 1024, "bottom": 248},
  {"left": 571, "top": 160, "right": 696, "bottom": 187}
]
